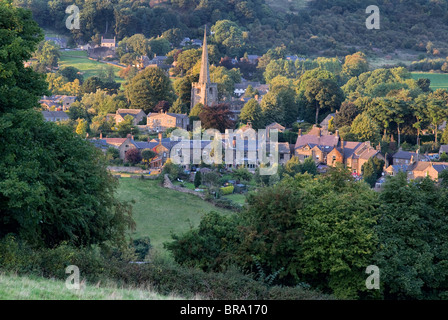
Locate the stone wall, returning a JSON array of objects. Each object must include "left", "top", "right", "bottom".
[
  {"left": 108, "top": 166, "right": 145, "bottom": 173},
  {"left": 163, "top": 175, "right": 206, "bottom": 200}
]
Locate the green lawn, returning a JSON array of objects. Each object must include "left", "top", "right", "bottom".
[
  {"left": 223, "top": 193, "right": 247, "bottom": 206},
  {"left": 411, "top": 72, "right": 448, "bottom": 90},
  {"left": 0, "top": 273, "right": 180, "bottom": 300},
  {"left": 59, "top": 50, "right": 124, "bottom": 84},
  {"left": 116, "top": 178, "right": 232, "bottom": 252}
]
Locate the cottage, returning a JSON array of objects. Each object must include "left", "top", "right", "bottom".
[
  {"left": 115, "top": 109, "right": 147, "bottom": 126},
  {"left": 101, "top": 36, "right": 116, "bottom": 49},
  {"left": 147, "top": 111, "right": 189, "bottom": 132},
  {"left": 392, "top": 149, "right": 418, "bottom": 166},
  {"left": 103, "top": 136, "right": 136, "bottom": 160}
]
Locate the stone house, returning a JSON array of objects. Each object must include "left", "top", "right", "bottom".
[
  {"left": 392, "top": 149, "right": 418, "bottom": 166},
  {"left": 101, "top": 36, "right": 116, "bottom": 49},
  {"left": 147, "top": 111, "right": 189, "bottom": 132},
  {"left": 103, "top": 137, "right": 136, "bottom": 160},
  {"left": 407, "top": 161, "right": 448, "bottom": 181},
  {"left": 326, "top": 140, "right": 384, "bottom": 175},
  {"left": 115, "top": 109, "right": 147, "bottom": 126},
  {"left": 294, "top": 126, "right": 340, "bottom": 163}
]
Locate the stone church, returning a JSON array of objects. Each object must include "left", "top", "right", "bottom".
[{"left": 190, "top": 28, "right": 219, "bottom": 110}]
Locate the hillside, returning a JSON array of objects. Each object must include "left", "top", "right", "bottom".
[
  {"left": 115, "top": 178, "right": 233, "bottom": 252},
  {"left": 18, "top": 0, "right": 448, "bottom": 57}
]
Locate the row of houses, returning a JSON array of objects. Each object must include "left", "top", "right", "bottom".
[
  {"left": 90, "top": 122, "right": 293, "bottom": 170},
  {"left": 89, "top": 119, "right": 448, "bottom": 183},
  {"left": 40, "top": 95, "right": 77, "bottom": 111}
]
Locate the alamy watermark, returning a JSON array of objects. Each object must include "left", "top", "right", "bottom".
[
  {"left": 65, "top": 5, "right": 80, "bottom": 30},
  {"left": 169, "top": 121, "right": 279, "bottom": 176},
  {"left": 65, "top": 265, "right": 81, "bottom": 290},
  {"left": 366, "top": 5, "right": 380, "bottom": 30},
  {"left": 365, "top": 265, "right": 380, "bottom": 290}
]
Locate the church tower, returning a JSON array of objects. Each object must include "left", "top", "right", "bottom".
[{"left": 190, "top": 27, "right": 219, "bottom": 110}]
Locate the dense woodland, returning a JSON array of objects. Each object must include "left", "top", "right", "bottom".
[{"left": 13, "top": 0, "right": 448, "bottom": 57}]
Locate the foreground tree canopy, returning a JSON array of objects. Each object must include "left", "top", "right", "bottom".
[
  {"left": 0, "top": 1, "right": 134, "bottom": 248},
  {"left": 167, "top": 167, "right": 448, "bottom": 300}
]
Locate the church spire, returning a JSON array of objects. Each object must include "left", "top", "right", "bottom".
[{"left": 198, "top": 26, "right": 211, "bottom": 85}]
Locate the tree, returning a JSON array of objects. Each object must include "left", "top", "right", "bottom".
[
  {"left": 416, "top": 78, "right": 431, "bottom": 92},
  {"left": 211, "top": 20, "right": 246, "bottom": 57},
  {"left": 304, "top": 78, "right": 344, "bottom": 124},
  {"left": 141, "top": 149, "right": 157, "bottom": 164},
  {"left": 334, "top": 101, "right": 359, "bottom": 128},
  {"left": 0, "top": 3, "right": 48, "bottom": 113},
  {"left": 239, "top": 99, "right": 264, "bottom": 129},
  {"left": 81, "top": 76, "right": 104, "bottom": 94},
  {"left": 148, "top": 37, "right": 171, "bottom": 56},
  {"left": 175, "top": 49, "right": 202, "bottom": 75},
  {"left": 194, "top": 171, "right": 202, "bottom": 188},
  {"left": 59, "top": 66, "right": 83, "bottom": 84},
  {"left": 427, "top": 90, "right": 448, "bottom": 143},
  {"left": 125, "top": 67, "right": 175, "bottom": 113},
  {"left": 34, "top": 40, "right": 60, "bottom": 71},
  {"left": 284, "top": 156, "right": 317, "bottom": 177},
  {"left": 169, "top": 98, "right": 188, "bottom": 114},
  {"left": 199, "top": 103, "right": 235, "bottom": 133},
  {"left": 350, "top": 113, "right": 381, "bottom": 144},
  {"left": 76, "top": 118, "right": 88, "bottom": 137},
  {"left": 154, "top": 100, "right": 171, "bottom": 113},
  {"left": 125, "top": 148, "right": 142, "bottom": 165},
  {"left": 0, "top": 3, "right": 136, "bottom": 248},
  {"left": 261, "top": 92, "right": 284, "bottom": 125},
  {"left": 374, "top": 174, "right": 448, "bottom": 299},
  {"left": 362, "top": 157, "right": 385, "bottom": 187},
  {"left": 116, "top": 114, "right": 138, "bottom": 137},
  {"left": 342, "top": 52, "right": 369, "bottom": 79}
]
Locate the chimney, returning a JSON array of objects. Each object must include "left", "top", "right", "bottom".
[
  {"left": 100, "top": 131, "right": 103, "bottom": 139},
  {"left": 298, "top": 129, "right": 302, "bottom": 136},
  {"left": 318, "top": 127, "right": 322, "bottom": 137},
  {"left": 335, "top": 130, "right": 339, "bottom": 138},
  {"left": 158, "top": 132, "right": 163, "bottom": 143}
]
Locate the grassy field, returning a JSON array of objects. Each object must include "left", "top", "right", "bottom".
[
  {"left": 0, "top": 273, "right": 180, "bottom": 300},
  {"left": 116, "top": 178, "right": 232, "bottom": 252},
  {"left": 223, "top": 193, "right": 247, "bottom": 205},
  {"left": 59, "top": 50, "right": 125, "bottom": 84},
  {"left": 411, "top": 72, "right": 448, "bottom": 90}
]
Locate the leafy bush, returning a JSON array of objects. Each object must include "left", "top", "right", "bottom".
[{"left": 220, "top": 185, "right": 234, "bottom": 195}]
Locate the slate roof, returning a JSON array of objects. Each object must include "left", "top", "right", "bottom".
[
  {"left": 148, "top": 112, "right": 188, "bottom": 119},
  {"left": 117, "top": 109, "right": 145, "bottom": 117},
  {"left": 89, "top": 139, "right": 112, "bottom": 150},
  {"left": 393, "top": 150, "right": 417, "bottom": 160},
  {"left": 440, "top": 145, "right": 448, "bottom": 154},
  {"left": 295, "top": 127, "right": 339, "bottom": 150},
  {"left": 41, "top": 111, "right": 70, "bottom": 120}
]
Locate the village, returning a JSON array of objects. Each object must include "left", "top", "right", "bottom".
[{"left": 5, "top": 0, "right": 448, "bottom": 303}]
